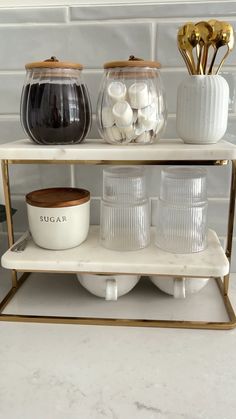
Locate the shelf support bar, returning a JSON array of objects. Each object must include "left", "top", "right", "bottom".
[
  {"left": 224, "top": 160, "right": 236, "bottom": 295},
  {"left": 1, "top": 159, "right": 17, "bottom": 288}
]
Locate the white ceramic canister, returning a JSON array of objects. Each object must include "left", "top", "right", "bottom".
[
  {"left": 149, "top": 275, "right": 209, "bottom": 299},
  {"left": 77, "top": 273, "right": 141, "bottom": 300},
  {"left": 26, "top": 187, "right": 90, "bottom": 250},
  {"left": 176, "top": 75, "right": 229, "bottom": 144}
]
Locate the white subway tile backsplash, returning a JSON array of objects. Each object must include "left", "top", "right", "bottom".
[
  {"left": 156, "top": 22, "right": 184, "bottom": 67},
  {"left": 9, "top": 195, "right": 28, "bottom": 234},
  {"left": 0, "top": 7, "right": 68, "bottom": 24},
  {"left": 90, "top": 197, "right": 101, "bottom": 225},
  {"left": 161, "top": 69, "right": 186, "bottom": 114},
  {"left": 83, "top": 71, "right": 103, "bottom": 114},
  {"left": 70, "top": 2, "right": 236, "bottom": 21},
  {"left": 221, "top": 71, "right": 236, "bottom": 114},
  {"left": 0, "top": 23, "right": 152, "bottom": 70},
  {"left": 0, "top": 117, "right": 24, "bottom": 142},
  {"left": 75, "top": 165, "right": 104, "bottom": 196},
  {"left": 227, "top": 116, "right": 236, "bottom": 144},
  {"left": 163, "top": 115, "right": 177, "bottom": 138},
  {"left": 0, "top": 74, "right": 24, "bottom": 114},
  {"left": 208, "top": 198, "right": 230, "bottom": 237},
  {"left": 9, "top": 164, "right": 71, "bottom": 195},
  {"left": 87, "top": 116, "right": 100, "bottom": 140},
  {"left": 206, "top": 165, "right": 231, "bottom": 198}
]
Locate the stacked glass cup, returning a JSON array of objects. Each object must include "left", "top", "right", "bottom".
[
  {"left": 100, "top": 166, "right": 150, "bottom": 251},
  {"left": 155, "top": 167, "right": 208, "bottom": 253}
]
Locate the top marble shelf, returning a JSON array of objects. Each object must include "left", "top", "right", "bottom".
[{"left": 0, "top": 138, "right": 236, "bottom": 162}]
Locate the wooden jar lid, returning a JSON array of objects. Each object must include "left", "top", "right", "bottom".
[
  {"left": 25, "top": 56, "right": 83, "bottom": 70},
  {"left": 104, "top": 56, "right": 161, "bottom": 69},
  {"left": 26, "top": 187, "right": 90, "bottom": 208}
]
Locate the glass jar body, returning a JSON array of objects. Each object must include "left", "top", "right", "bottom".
[
  {"left": 20, "top": 68, "right": 92, "bottom": 145},
  {"left": 96, "top": 67, "right": 167, "bottom": 145}
]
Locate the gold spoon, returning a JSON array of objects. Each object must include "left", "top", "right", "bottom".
[
  {"left": 177, "top": 24, "right": 196, "bottom": 74},
  {"left": 195, "top": 21, "right": 213, "bottom": 74},
  {"left": 216, "top": 22, "right": 234, "bottom": 74},
  {"left": 208, "top": 22, "right": 234, "bottom": 74},
  {"left": 183, "top": 23, "right": 200, "bottom": 75},
  {"left": 207, "top": 20, "right": 222, "bottom": 74}
]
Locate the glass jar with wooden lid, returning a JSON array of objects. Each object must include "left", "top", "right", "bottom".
[
  {"left": 96, "top": 56, "right": 167, "bottom": 145},
  {"left": 20, "top": 57, "right": 92, "bottom": 145}
]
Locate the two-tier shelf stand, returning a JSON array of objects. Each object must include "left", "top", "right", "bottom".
[{"left": 0, "top": 138, "right": 236, "bottom": 330}]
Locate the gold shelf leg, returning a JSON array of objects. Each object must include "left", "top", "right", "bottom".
[
  {"left": 1, "top": 160, "right": 17, "bottom": 288},
  {"left": 224, "top": 160, "right": 236, "bottom": 295}
]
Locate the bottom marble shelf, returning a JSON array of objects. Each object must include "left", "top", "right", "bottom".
[
  {"left": 1, "top": 226, "right": 229, "bottom": 277},
  {"left": 1, "top": 273, "right": 229, "bottom": 323}
]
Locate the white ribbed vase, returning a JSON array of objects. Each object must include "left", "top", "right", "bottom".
[{"left": 176, "top": 75, "right": 229, "bottom": 144}]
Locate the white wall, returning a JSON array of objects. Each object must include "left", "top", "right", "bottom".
[{"left": 0, "top": 1, "right": 236, "bottom": 267}]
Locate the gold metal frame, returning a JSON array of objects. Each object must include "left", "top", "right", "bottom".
[{"left": 1, "top": 158, "right": 236, "bottom": 330}]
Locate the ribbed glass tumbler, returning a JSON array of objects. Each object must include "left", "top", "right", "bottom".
[
  {"left": 160, "top": 167, "right": 207, "bottom": 204},
  {"left": 155, "top": 167, "right": 208, "bottom": 254},
  {"left": 100, "top": 166, "right": 150, "bottom": 251},
  {"left": 103, "top": 166, "right": 147, "bottom": 203},
  {"left": 100, "top": 200, "right": 150, "bottom": 251}
]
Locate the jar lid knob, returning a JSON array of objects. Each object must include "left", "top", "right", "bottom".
[
  {"left": 44, "top": 56, "right": 59, "bottom": 62},
  {"left": 129, "top": 55, "right": 144, "bottom": 61}
]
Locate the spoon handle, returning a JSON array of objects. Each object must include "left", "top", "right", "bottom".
[
  {"left": 196, "top": 44, "right": 204, "bottom": 75},
  {"left": 202, "top": 45, "right": 210, "bottom": 74},
  {"left": 208, "top": 47, "right": 218, "bottom": 74},
  {"left": 216, "top": 47, "right": 230, "bottom": 74},
  {"left": 187, "top": 50, "right": 197, "bottom": 74},
  {"left": 178, "top": 48, "right": 192, "bottom": 74}
]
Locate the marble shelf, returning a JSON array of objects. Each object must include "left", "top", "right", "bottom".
[
  {"left": 1, "top": 227, "right": 229, "bottom": 277},
  {"left": 0, "top": 138, "right": 236, "bottom": 162}
]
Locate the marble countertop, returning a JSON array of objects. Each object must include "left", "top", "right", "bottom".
[{"left": 0, "top": 268, "right": 236, "bottom": 419}]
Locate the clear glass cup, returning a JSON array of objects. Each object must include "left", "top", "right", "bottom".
[
  {"left": 103, "top": 166, "right": 147, "bottom": 203},
  {"left": 160, "top": 167, "right": 207, "bottom": 204},
  {"left": 96, "top": 57, "right": 167, "bottom": 145},
  {"left": 100, "top": 199, "right": 150, "bottom": 251},
  {"left": 155, "top": 199, "right": 208, "bottom": 253}
]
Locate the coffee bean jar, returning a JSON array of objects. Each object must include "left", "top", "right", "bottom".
[
  {"left": 96, "top": 56, "right": 167, "bottom": 145},
  {"left": 20, "top": 57, "right": 92, "bottom": 145}
]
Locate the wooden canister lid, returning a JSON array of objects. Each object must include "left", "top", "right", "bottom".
[
  {"left": 25, "top": 56, "right": 83, "bottom": 70},
  {"left": 26, "top": 187, "right": 90, "bottom": 208},
  {"left": 104, "top": 56, "right": 161, "bottom": 69}
]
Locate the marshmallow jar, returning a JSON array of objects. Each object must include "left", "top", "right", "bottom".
[{"left": 96, "top": 57, "right": 167, "bottom": 144}]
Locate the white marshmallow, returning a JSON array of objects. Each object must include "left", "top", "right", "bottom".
[
  {"left": 121, "top": 125, "right": 136, "bottom": 141},
  {"left": 105, "top": 126, "right": 123, "bottom": 144},
  {"left": 132, "top": 109, "right": 138, "bottom": 123},
  {"left": 112, "top": 101, "right": 133, "bottom": 128},
  {"left": 107, "top": 82, "right": 127, "bottom": 103},
  {"left": 135, "top": 131, "right": 152, "bottom": 144},
  {"left": 128, "top": 82, "right": 150, "bottom": 109},
  {"left": 135, "top": 122, "right": 146, "bottom": 136},
  {"left": 138, "top": 103, "right": 157, "bottom": 129},
  {"left": 101, "top": 107, "right": 115, "bottom": 128}
]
